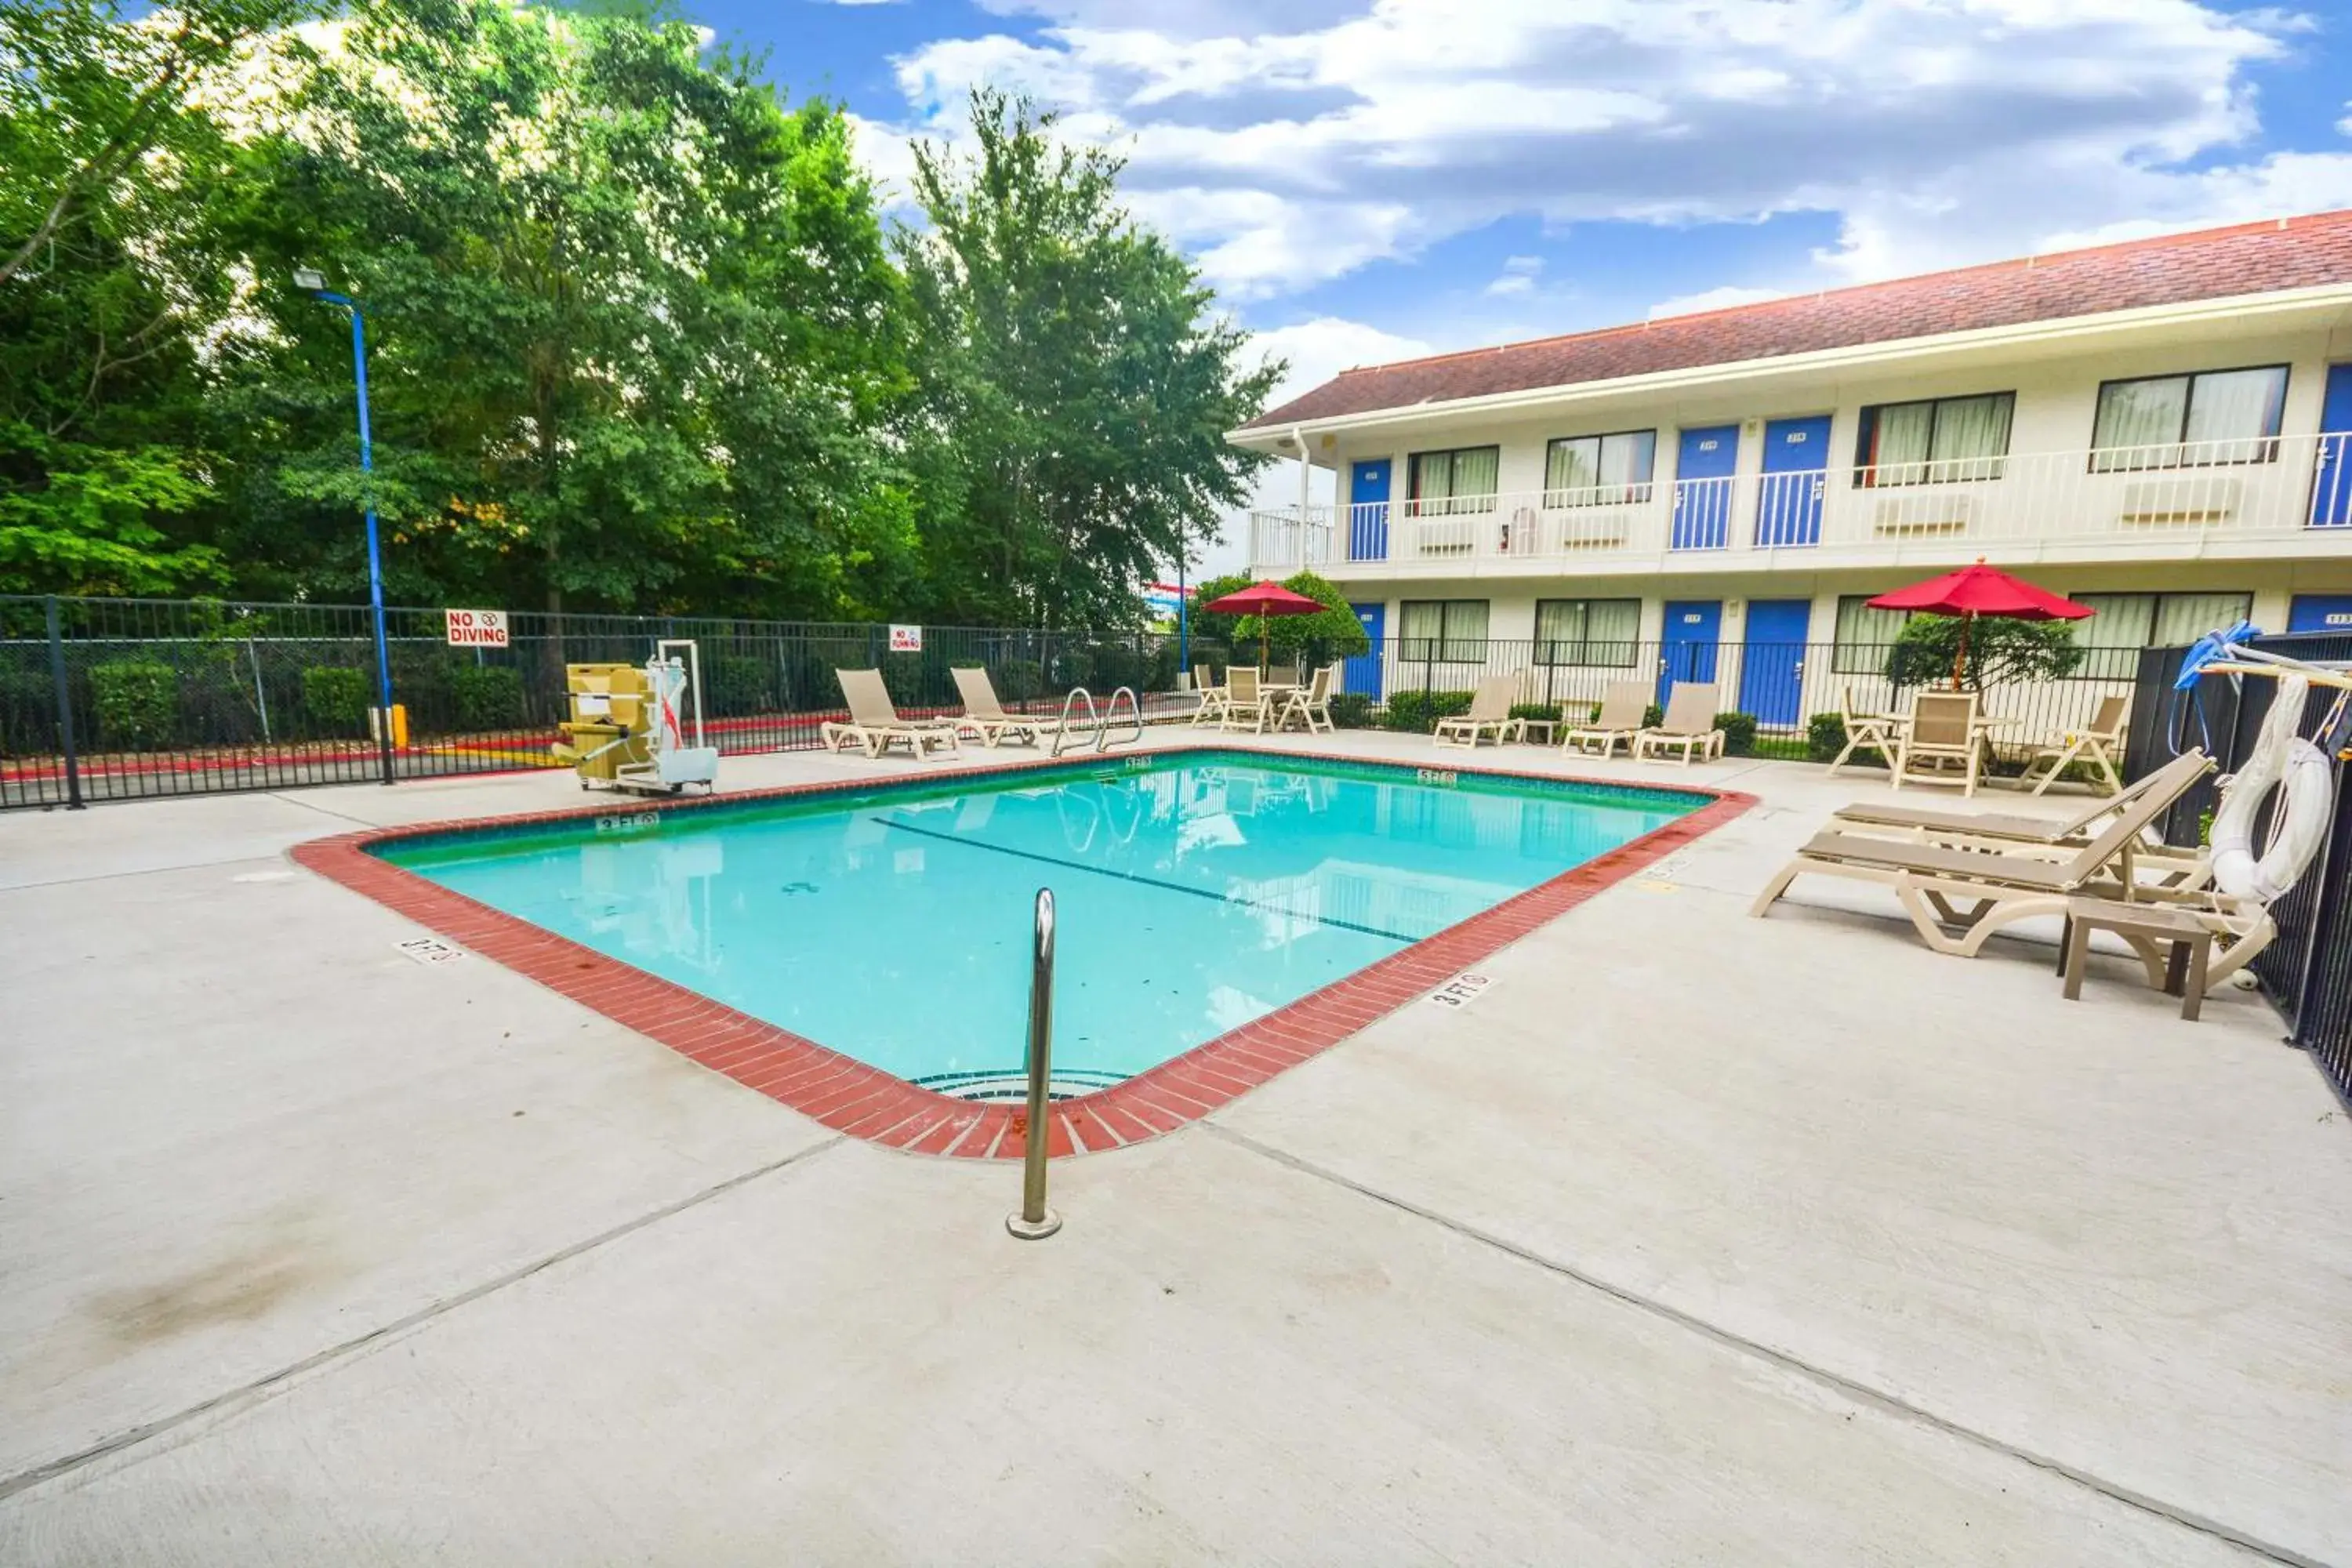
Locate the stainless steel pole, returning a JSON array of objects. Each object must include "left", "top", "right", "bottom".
[{"left": 1007, "top": 887, "right": 1062, "bottom": 1240}]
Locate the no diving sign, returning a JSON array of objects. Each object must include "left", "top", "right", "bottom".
[{"left": 445, "top": 608, "right": 509, "bottom": 648}]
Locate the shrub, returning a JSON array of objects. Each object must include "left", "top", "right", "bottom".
[
  {"left": 1327, "top": 692, "right": 1374, "bottom": 729},
  {"left": 1884, "top": 615, "right": 2085, "bottom": 690},
  {"left": 1714, "top": 710, "right": 1759, "bottom": 757},
  {"left": 995, "top": 658, "right": 1044, "bottom": 702},
  {"left": 1643, "top": 702, "right": 1664, "bottom": 730},
  {"left": 92, "top": 659, "right": 180, "bottom": 749},
  {"left": 301, "top": 666, "right": 370, "bottom": 735},
  {"left": 450, "top": 664, "right": 526, "bottom": 731},
  {"left": 701, "top": 652, "right": 769, "bottom": 716},
  {"left": 1384, "top": 688, "right": 1473, "bottom": 733},
  {"left": 0, "top": 667, "right": 60, "bottom": 752},
  {"left": 1508, "top": 701, "right": 1562, "bottom": 724},
  {"left": 1807, "top": 710, "right": 1889, "bottom": 767}
]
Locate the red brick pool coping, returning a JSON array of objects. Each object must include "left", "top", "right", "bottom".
[{"left": 293, "top": 745, "right": 1754, "bottom": 1161}]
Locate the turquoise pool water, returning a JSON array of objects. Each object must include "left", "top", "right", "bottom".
[{"left": 378, "top": 753, "right": 1696, "bottom": 1094}]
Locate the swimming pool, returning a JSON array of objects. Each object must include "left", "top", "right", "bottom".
[{"left": 318, "top": 748, "right": 1736, "bottom": 1154}]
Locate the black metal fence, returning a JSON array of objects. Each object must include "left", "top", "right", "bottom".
[
  {"left": 2125, "top": 632, "right": 2352, "bottom": 1106},
  {"left": 0, "top": 595, "right": 1225, "bottom": 809}
]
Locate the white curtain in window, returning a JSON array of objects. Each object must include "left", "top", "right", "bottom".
[
  {"left": 1546, "top": 440, "right": 1596, "bottom": 500},
  {"left": 2092, "top": 378, "right": 2188, "bottom": 470},
  {"left": 1599, "top": 432, "right": 1655, "bottom": 499},
  {"left": 1929, "top": 394, "right": 2013, "bottom": 480},
  {"left": 2151, "top": 592, "right": 2253, "bottom": 645},
  {"left": 1832, "top": 596, "right": 1909, "bottom": 673},
  {"left": 2183, "top": 369, "right": 2285, "bottom": 463},
  {"left": 1534, "top": 599, "right": 1584, "bottom": 660},
  {"left": 1413, "top": 455, "right": 1454, "bottom": 512},
  {"left": 1871, "top": 402, "right": 1935, "bottom": 477},
  {"left": 1399, "top": 601, "right": 1442, "bottom": 648},
  {"left": 2073, "top": 593, "right": 2155, "bottom": 678},
  {"left": 1586, "top": 599, "right": 1640, "bottom": 664},
  {"left": 1451, "top": 448, "right": 1500, "bottom": 513},
  {"left": 1441, "top": 600, "right": 1490, "bottom": 662}
]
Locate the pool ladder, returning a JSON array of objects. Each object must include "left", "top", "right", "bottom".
[{"left": 1049, "top": 685, "right": 1144, "bottom": 757}]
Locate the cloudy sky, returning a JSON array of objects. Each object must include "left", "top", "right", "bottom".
[{"left": 682, "top": 0, "right": 2352, "bottom": 572}]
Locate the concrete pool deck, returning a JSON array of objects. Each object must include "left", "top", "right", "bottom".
[{"left": 2, "top": 731, "right": 2347, "bottom": 1565}]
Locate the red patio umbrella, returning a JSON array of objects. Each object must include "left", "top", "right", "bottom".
[
  {"left": 1201, "top": 579, "right": 1325, "bottom": 672},
  {"left": 1868, "top": 561, "right": 2092, "bottom": 688}
]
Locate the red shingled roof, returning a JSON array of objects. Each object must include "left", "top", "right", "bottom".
[{"left": 1240, "top": 210, "right": 2352, "bottom": 430}]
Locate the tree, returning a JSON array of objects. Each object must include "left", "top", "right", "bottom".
[
  {"left": 897, "top": 90, "right": 1279, "bottom": 630},
  {"left": 1885, "top": 615, "right": 2085, "bottom": 690},
  {"left": 216, "top": 0, "right": 912, "bottom": 616}
]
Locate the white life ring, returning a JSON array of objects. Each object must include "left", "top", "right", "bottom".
[{"left": 2209, "top": 674, "right": 2333, "bottom": 902}]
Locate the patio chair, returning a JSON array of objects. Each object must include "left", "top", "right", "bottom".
[
  {"left": 1890, "top": 690, "right": 1981, "bottom": 795},
  {"left": 1561, "top": 681, "right": 1652, "bottom": 757},
  {"left": 1191, "top": 664, "right": 1229, "bottom": 727},
  {"left": 1831, "top": 750, "right": 2208, "bottom": 850},
  {"left": 1276, "top": 664, "right": 1337, "bottom": 734},
  {"left": 1632, "top": 681, "right": 1723, "bottom": 765},
  {"left": 949, "top": 666, "right": 1049, "bottom": 748},
  {"left": 818, "top": 669, "right": 960, "bottom": 760},
  {"left": 1219, "top": 666, "right": 1272, "bottom": 733},
  {"left": 1749, "top": 748, "right": 2225, "bottom": 962},
  {"left": 1432, "top": 674, "right": 1524, "bottom": 750},
  {"left": 2016, "top": 693, "right": 2130, "bottom": 797},
  {"left": 1827, "top": 685, "right": 1900, "bottom": 777}
]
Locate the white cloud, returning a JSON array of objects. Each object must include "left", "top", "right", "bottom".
[
  {"left": 860, "top": 0, "right": 2350, "bottom": 305},
  {"left": 1648, "top": 283, "right": 1786, "bottom": 318},
  {"left": 1486, "top": 256, "right": 1543, "bottom": 296},
  {"left": 2337, "top": 100, "right": 2352, "bottom": 137}
]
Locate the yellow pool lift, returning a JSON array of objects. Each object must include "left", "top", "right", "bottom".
[{"left": 553, "top": 639, "right": 720, "bottom": 796}]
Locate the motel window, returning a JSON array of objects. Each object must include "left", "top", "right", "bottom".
[
  {"left": 2072, "top": 591, "right": 2254, "bottom": 679},
  {"left": 1854, "top": 392, "right": 2013, "bottom": 485},
  {"left": 1534, "top": 598, "right": 1641, "bottom": 666},
  {"left": 1831, "top": 594, "right": 1911, "bottom": 673},
  {"left": 1399, "top": 599, "right": 1490, "bottom": 662},
  {"left": 2090, "top": 366, "right": 2286, "bottom": 470},
  {"left": 1543, "top": 431, "right": 1656, "bottom": 506},
  {"left": 1408, "top": 446, "right": 1501, "bottom": 515}
]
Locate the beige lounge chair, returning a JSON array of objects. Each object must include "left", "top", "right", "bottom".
[
  {"left": 949, "top": 666, "right": 1048, "bottom": 748},
  {"left": 1633, "top": 682, "right": 1723, "bottom": 764},
  {"left": 1432, "top": 674, "right": 1524, "bottom": 750},
  {"left": 1191, "top": 664, "right": 1229, "bottom": 727},
  {"left": 2017, "top": 692, "right": 2129, "bottom": 797},
  {"left": 1748, "top": 750, "right": 2237, "bottom": 966},
  {"left": 1891, "top": 690, "right": 1981, "bottom": 795},
  {"left": 1561, "top": 681, "right": 1651, "bottom": 757},
  {"left": 1276, "top": 664, "right": 1337, "bottom": 733},
  {"left": 1827, "top": 685, "right": 1900, "bottom": 776},
  {"left": 819, "top": 669, "right": 960, "bottom": 760},
  {"left": 1219, "top": 667, "right": 1271, "bottom": 733},
  {"left": 1832, "top": 750, "right": 2208, "bottom": 848}
]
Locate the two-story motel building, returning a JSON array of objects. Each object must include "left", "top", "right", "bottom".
[{"left": 1229, "top": 211, "right": 2352, "bottom": 726}]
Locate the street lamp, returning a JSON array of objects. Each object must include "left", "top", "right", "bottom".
[{"left": 296, "top": 266, "right": 395, "bottom": 785}]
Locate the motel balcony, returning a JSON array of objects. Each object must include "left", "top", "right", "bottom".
[{"left": 1247, "top": 433, "right": 2352, "bottom": 580}]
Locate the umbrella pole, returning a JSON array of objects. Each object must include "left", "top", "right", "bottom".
[
  {"left": 1259, "top": 621, "right": 1269, "bottom": 674},
  {"left": 1951, "top": 612, "right": 1971, "bottom": 690}
]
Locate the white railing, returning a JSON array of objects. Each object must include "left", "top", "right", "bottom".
[{"left": 1248, "top": 432, "right": 2352, "bottom": 573}]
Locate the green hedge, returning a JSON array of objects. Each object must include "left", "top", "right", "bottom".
[
  {"left": 1714, "top": 711, "right": 1758, "bottom": 757},
  {"left": 450, "top": 664, "right": 526, "bottom": 731},
  {"left": 1383, "top": 688, "right": 1474, "bottom": 733},
  {"left": 1327, "top": 692, "right": 1374, "bottom": 729},
  {"left": 301, "top": 666, "right": 370, "bottom": 734},
  {"left": 1508, "top": 701, "right": 1561, "bottom": 724},
  {"left": 93, "top": 659, "right": 179, "bottom": 748},
  {"left": 995, "top": 658, "right": 1044, "bottom": 702},
  {"left": 1807, "top": 711, "right": 1889, "bottom": 766},
  {"left": 701, "top": 652, "right": 770, "bottom": 717}
]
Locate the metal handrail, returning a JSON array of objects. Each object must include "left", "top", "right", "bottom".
[
  {"left": 1050, "top": 687, "right": 1100, "bottom": 757},
  {"left": 1098, "top": 686, "right": 1143, "bottom": 752},
  {"left": 1006, "top": 887, "right": 1062, "bottom": 1240}
]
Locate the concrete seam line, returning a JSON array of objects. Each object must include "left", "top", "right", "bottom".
[
  {"left": 0, "top": 1134, "right": 851, "bottom": 1504},
  {"left": 1203, "top": 1123, "right": 2323, "bottom": 1568},
  {"left": 0, "top": 854, "right": 299, "bottom": 895},
  {"left": 264, "top": 790, "right": 384, "bottom": 827}
]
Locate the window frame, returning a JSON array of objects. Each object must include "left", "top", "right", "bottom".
[
  {"left": 1852, "top": 391, "right": 2016, "bottom": 487},
  {"left": 2071, "top": 590, "right": 2254, "bottom": 678},
  {"left": 1406, "top": 445, "right": 1502, "bottom": 517},
  {"left": 1542, "top": 430, "right": 1657, "bottom": 508},
  {"left": 1831, "top": 593, "right": 1910, "bottom": 674},
  {"left": 2088, "top": 364, "right": 2288, "bottom": 472},
  {"left": 1532, "top": 597, "right": 1642, "bottom": 667},
  {"left": 1398, "top": 598, "right": 1491, "bottom": 663}
]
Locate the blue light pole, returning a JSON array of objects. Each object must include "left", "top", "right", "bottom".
[{"left": 296, "top": 267, "right": 395, "bottom": 785}]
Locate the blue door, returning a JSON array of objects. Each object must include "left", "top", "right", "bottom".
[
  {"left": 1755, "top": 415, "right": 1831, "bottom": 546},
  {"left": 2310, "top": 365, "right": 2352, "bottom": 528},
  {"left": 1659, "top": 600, "right": 1722, "bottom": 703},
  {"left": 1671, "top": 426, "right": 1738, "bottom": 550},
  {"left": 1737, "top": 599, "right": 1812, "bottom": 727},
  {"left": 2288, "top": 594, "right": 2352, "bottom": 634},
  {"left": 1348, "top": 459, "right": 1392, "bottom": 561},
  {"left": 1345, "top": 603, "right": 1385, "bottom": 694}
]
